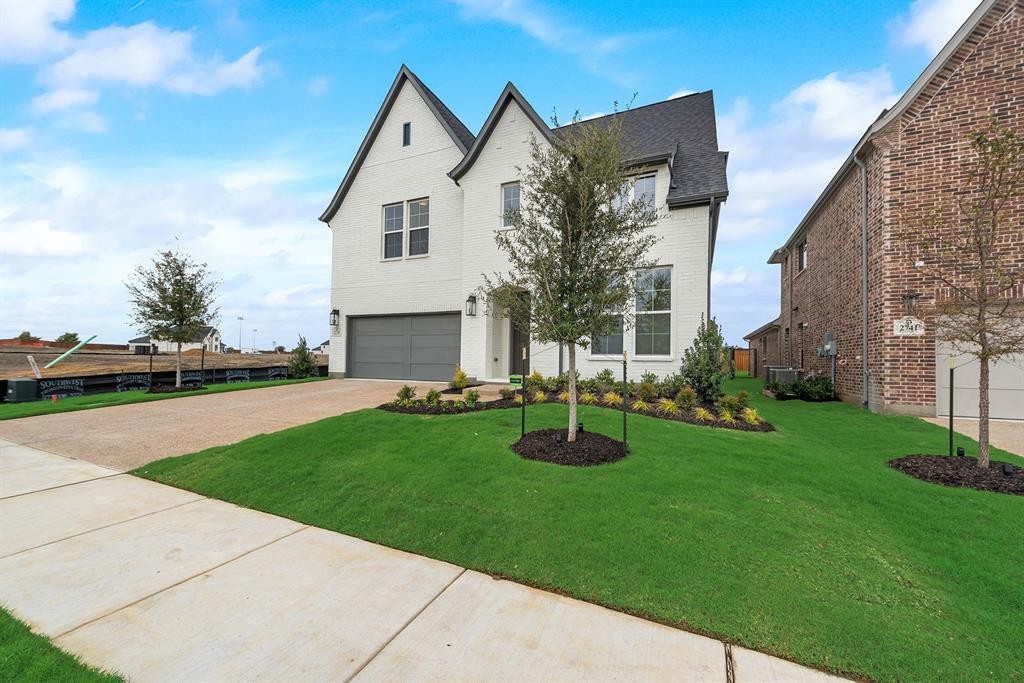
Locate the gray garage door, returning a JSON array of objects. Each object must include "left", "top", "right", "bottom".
[
  {"left": 937, "top": 346, "right": 1024, "bottom": 420},
  {"left": 348, "top": 313, "right": 461, "bottom": 381}
]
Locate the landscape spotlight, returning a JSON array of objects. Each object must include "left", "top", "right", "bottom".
[
  {"left": 1003, "top": 463, "right": 1015, "bottom": 477},
  {"left": 577, "top": 422, "right": 584, "bottom": 434},
  {"left": 957, "top": 446, "right": 965, "bottom": 458}
]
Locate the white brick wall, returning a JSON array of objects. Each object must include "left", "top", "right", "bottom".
[{"left": 328, "top": 91, "right": 712, "bottom": 382}]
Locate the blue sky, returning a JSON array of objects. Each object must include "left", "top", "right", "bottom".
[{"left": 0, "top": 0, "right": 977, "bottom": 349}]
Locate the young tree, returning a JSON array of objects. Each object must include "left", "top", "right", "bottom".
[
  {"left": 906, "top": 120, "right": 1024, "bottom": 468},
  {"left": 485, "top": 111, "right": 659, "bottom": 442},
  {"left": 275, "top": 344, "right": 286, "bottom": 354},
  {"left": 681, "top": 315, "right": 727, "bottom": 403},
  {"left": 126, "top": 249, "right": 220, "bottom": 388},
  {"left": 288, "top": 336, "right": 318, "bottom": 378},
  {"left": 55, "top": 332, "right": 80, "bottom": 345}
]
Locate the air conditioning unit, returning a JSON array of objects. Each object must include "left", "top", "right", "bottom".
[
  {"left": 7, "top": 378, "right": 39, "bottom": 403},
  {"left": 768, "top": 367, "right": 802, "bottom": 384}
]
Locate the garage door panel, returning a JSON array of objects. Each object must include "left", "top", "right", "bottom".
[
  {"left": 937, "top": 346, "right": 1023, "bottom": 420},
  {"left": 349, "top": 314, "right": 460, "bottom": 381}
]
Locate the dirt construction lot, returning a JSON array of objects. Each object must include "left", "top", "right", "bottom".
[
  {"left": 0, "top": 379, "right": 443, "bottom": 471},
  {"left": 0, "top": 348, "right": 327, "bottom": 380}
]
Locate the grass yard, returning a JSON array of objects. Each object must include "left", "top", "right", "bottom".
[
  {"left": 135, "top": 377, "right": 1024, "bottom": 682},
  {"left": 0, "top": 608, "right": 122, "bottom": 682},
  {"left": 0, "top": 377, "right": 328, "bottom": 420}
]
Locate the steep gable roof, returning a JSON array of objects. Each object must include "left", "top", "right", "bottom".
[
  {"left": 320, "top": 65, "right": 475, "bottom": 223},
  {"left": 768, "top": 0, "right": 1012, "bottom": 261},
  {"left": 447, "top": 82, "right": 552, "bottom": 181}
]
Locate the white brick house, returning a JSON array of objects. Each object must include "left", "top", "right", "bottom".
[{"left": 321, "top": 66, "right": 728, "bottom": 382}]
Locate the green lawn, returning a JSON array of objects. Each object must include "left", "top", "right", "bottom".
[
  {"left": 0, "top": 608, "right": 122, "bottom": 682},
  {"left": 135, "top": 377, "right": 1024, "bottom": 682},
  {"left": 0, "top": 377, "right": 328, "bottom": 420}
]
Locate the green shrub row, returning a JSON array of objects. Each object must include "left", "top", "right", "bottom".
[{"left": 766, "top": 375, "right": 835, "bottom": 401}]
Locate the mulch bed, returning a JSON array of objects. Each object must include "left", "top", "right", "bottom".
[
  {"left": 889, "top": 454, "right": 1023, "bottom": 496},
  {"left": 512, "top": 428, "right": 627, "bottom": 467},
  {"left": 624, "top": 402, "right": 775, "bottom": 432},
  {"left": 378, "top": 398, "right": 515, "bottom": 415},
  {"left": 440, "top": 383, "right": 484, "bottom": 395}
]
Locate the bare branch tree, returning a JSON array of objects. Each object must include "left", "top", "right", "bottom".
[
  {"left": 485, "top": 110, "right": 659, "bottom": 443},
  {"left": 903, "top": 119, "right": 1024, "bottom": 467}
]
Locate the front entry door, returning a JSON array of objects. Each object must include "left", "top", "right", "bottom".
[{"left": 510, "top": 295, "right": 530, "bottom": 376}]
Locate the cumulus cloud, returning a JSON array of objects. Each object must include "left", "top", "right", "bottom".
[
  {"left": 31, "top": 87, "right": 100, "bottom": 113},
  {"left": 0, "top": 0, "right": 74, "bottom": 63},
  {"left": 890, "top": 0, "right": 976, "bottom": 54},
  {"left": 0, "top": 219, "right": 88, "bottom": 256},
  {"left": 41, "top": 22, "right": 264, "bottom": 96},
  {"left": 779, "top": 68, "right": 897, "bottom": 140}
]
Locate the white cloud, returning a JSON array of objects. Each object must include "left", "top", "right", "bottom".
[
  {"left": 219, "top": 165, "right": 302, "bottom": 191},
  {"left": 451, "top": 0, "right": 644, "bottom": 86},
  {"left": 0, "top": 0, "right": 74, "bottom": 64},
  {"left": 890, "top": 0, "right": 976, "bottom": 54},
  {"left": 711, "top": 266, "right": 763, "bottom": 287},
  {"left": 59, "top": 110, "right": 107, "bottom": 133},
  {"left": 264, "top": 284, "right": 329, "bottom": 309},
  {"left": 39, "top": 22, "right": 264, "bottom": 97},
  {"left": 32, "top": 87, "right": 99, "bottom": 113},
  {"left": 669, "top": 89, "right": 696, "bottom": 99},
  {"left": 779, "top": 68, "right": 897, "bottom": 140},
  {"left": 0, "top": 127, "right": 33, "bottom": 151},
  {"left": 0, "top": 219, "right": 88, "bottom": 256},
  {"left": 307, "top": 76, "right": 328, "bottom": 96}
]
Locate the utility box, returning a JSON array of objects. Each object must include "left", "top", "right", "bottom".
[{"left": 6, "top": 378, "right": 39, "bottom": 403}]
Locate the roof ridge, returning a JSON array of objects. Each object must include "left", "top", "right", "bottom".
[{"left": 555, "top": 90, "right": 712, "bottom": 130}]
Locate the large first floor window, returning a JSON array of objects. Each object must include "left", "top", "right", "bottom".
[
  {"left": 635, "top": 266, "right": 671, "bottom": 356},
  {"left": 592, "top": 316, "right": 624, "bottom": 355},
  {"left": 383, "top": 203, "right": 404, "bottom": 259},
  {"left": 408, "top": 198, "right": 429, "bottom": 256}
]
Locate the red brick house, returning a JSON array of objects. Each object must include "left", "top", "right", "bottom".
[{"left": 749, "top": 0, "right": 1023, "bottom": 419}]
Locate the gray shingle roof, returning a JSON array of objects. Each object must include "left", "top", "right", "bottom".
[
  {"left": 416, "top": 78, "right": 475, "bottom": 151},
  {"left": 556, "top": 91, "right": 729, "bottom": 206}
]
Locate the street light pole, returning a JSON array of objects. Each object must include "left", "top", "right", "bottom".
[
  {"left": 237, "top": 316, "right": 244, "bottom": 352},
  {"left": 252, "top": 329, "right": 257, "bottom": 353}
]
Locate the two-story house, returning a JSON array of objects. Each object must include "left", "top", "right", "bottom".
[{"left": 321, "top": 66, "right": 728, "bottom": 382}]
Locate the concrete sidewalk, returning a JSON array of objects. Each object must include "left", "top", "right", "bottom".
[{"left": 1, "top": 439, "right": 848, "bottom": 683}]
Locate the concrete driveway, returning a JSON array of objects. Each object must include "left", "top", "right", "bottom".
[
  {"left": 920, "top": 417, "right": 1023, "bottom": 457},
  {"left": 0, "top": 440, "right": 848, "bottom": 683},
  {"left": 0, "top": 379, "right": 444, "bottom": 471}
]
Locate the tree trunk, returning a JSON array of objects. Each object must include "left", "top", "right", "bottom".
[
  {"left": 175, "top": 342, "right": 182, "bottom": 388},
  {"left": 567, "top": 342, "right": 577, "bottom": 443},
  {"left": 978, "top": 353, "right": 990, "bottom": 468}
]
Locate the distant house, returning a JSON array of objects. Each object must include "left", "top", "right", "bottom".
[
  {"left": 743, "top": 318, "right": 780, "bottom": 382},
  {"left": 314, "top": 340, "right": 330, "bottom": 354},
  {"left": 128, "top": 327, "right": 224, "bottom": 355}
]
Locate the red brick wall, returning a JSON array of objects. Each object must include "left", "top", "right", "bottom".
[
  {"left": 746, "top": 327, "right": 780, "bottom": 381},
  {"left": 772, "top": 1, "right": 1023, "bottom": 414}
]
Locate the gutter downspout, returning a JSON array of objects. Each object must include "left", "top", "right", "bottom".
[
  {"left": 853, "top": 155, "right": 869, "bottom": 411},
  {"left": 707, "top": 198, "right": 719, "bottom": 322}
]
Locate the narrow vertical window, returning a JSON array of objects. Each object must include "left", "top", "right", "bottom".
[
  {"left": 501, "top": 182, "right": 520, "bottom": 227},
  {"left": 634, "top": 175, "right": 656, "bottom": 212},
  {"left": 635, "top": 266, "right": 672, "bottom": 356},
  {"left": 383, "top": 203, "right": 404, "bottom": 259},
  {"left": 408, "top": 198, "right": 429, "bottom": 256},
  {"left": 402, "top": 122, "right": 411, "bottom": 147},
  {"left": 797, "top": 240, "right": 808, "bottom": 271}
]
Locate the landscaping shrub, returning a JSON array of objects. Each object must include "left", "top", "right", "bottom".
[
  {"left": 717, "top": 394, "right": 743, "bottom": 413},
  {"left": 718, "top": 409, "right": 736, "bottom": 425},
  {"left": 595, "top": 368, "right": 615, "bottom": 386},
  {"left": 532, "top": 389, "right": 548, "bottom": 402},
  {"left": 450, "top": 365, "right": 470, "bottom": 391},
  {"left": 579, "top": 391, "right": 598, "bottom": 405},
  {"left": 396, "top": 385, "right": 416, "bottom": 401},
  {"left": 544, "top": 373, "right": 565, "bottom": 393},
  {"left": 640, "top": 371, "right": 659, "bottom": 385},
  {"left": 680, "top": 315, "right": 726, "bottom": 403},
  {"left": 694, "top": 406, "right": 715, "bottom": 422},
  {"left": 631, "top": 398, "right": 651, "bottom": 412},
  {"left": 636, "top": 381, "right": 658, "bottom": 402},
  {"left": 499, "top": 387, "right": 516, "bottom": 400},
  {"left": 741, "top": 407, "right": 761, "bottom": 425},
  {"left": 656, "top": 398, "right": 680, "bottom": 416},
  {"left": 737, "top": 389, "right": 750, "bottom": 406},
  {"left": 464, "top": 389, "right": 480, "bottom": 406},
  {"left": 424, "top": 389, "right": 442, "bottom": 405},
  {"left": 287, "top": 336, "right": 319, "bottom": 378},
  {"left": 526, "top": 370, "right": 545, "bottom": 389},
  {"left": 557, "top": 389, "right": 571, "bottom": 403},
  {"left": 577, "top": 377, "right": 600, "bottom": 394},
  {"left": 515, "top": 393, "right": 524, "bottom": 404},
  {"left": 795, "top": 375, "right": 834, "bottom": 401},
  {"left": 675, "top": 387, "right": 697, "bottom": 410},
  {"left": 658, "top": 372, "right": 688, "bottom": 399},
  {"left": 602, "top": 391, "right": 623, "bottom": 407}
]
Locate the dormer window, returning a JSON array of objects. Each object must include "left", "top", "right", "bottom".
[{"left": 402, "top": 122, "right": 411, "bottom": 147}]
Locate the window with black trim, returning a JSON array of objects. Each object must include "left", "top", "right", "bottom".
[
  {"left": 408, "top": 198, "right": 429, "bottom": 256},
  {"left": 797, "top": 240, "right": 808, "bottom": 271},
  {"left": 383, "top": 203, "right": 404, "bottom": 259},
  {"left": 634, "top": 174, "right": 656, "bottom": 212},
  {"left": 635, "top": 266, "right": 672, "bottom": 356},
  {"left": 402, "top": 122, "right": 411, "bottom": 146}
]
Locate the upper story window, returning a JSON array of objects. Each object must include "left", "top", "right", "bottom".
[
  {"left": 501, "top": 182, "right": 520, "bottom": 227},
  {"left": 408, "top": 198, "right": 429, "bottom": 256},
  {"left": 797, "top": 239, "right": 808, "bottom": 271},
  {"left": 402, "top": 122, "right": 411, "bottom": 147},
  {"left": 634, "top": 175, "right": 656, "bottom": 212},
  {"left": 635, "top": 266, "right": 672, "bottom": 356},
  {"left": 383, "top": 203, "right": 404, "bottom": 259}
]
